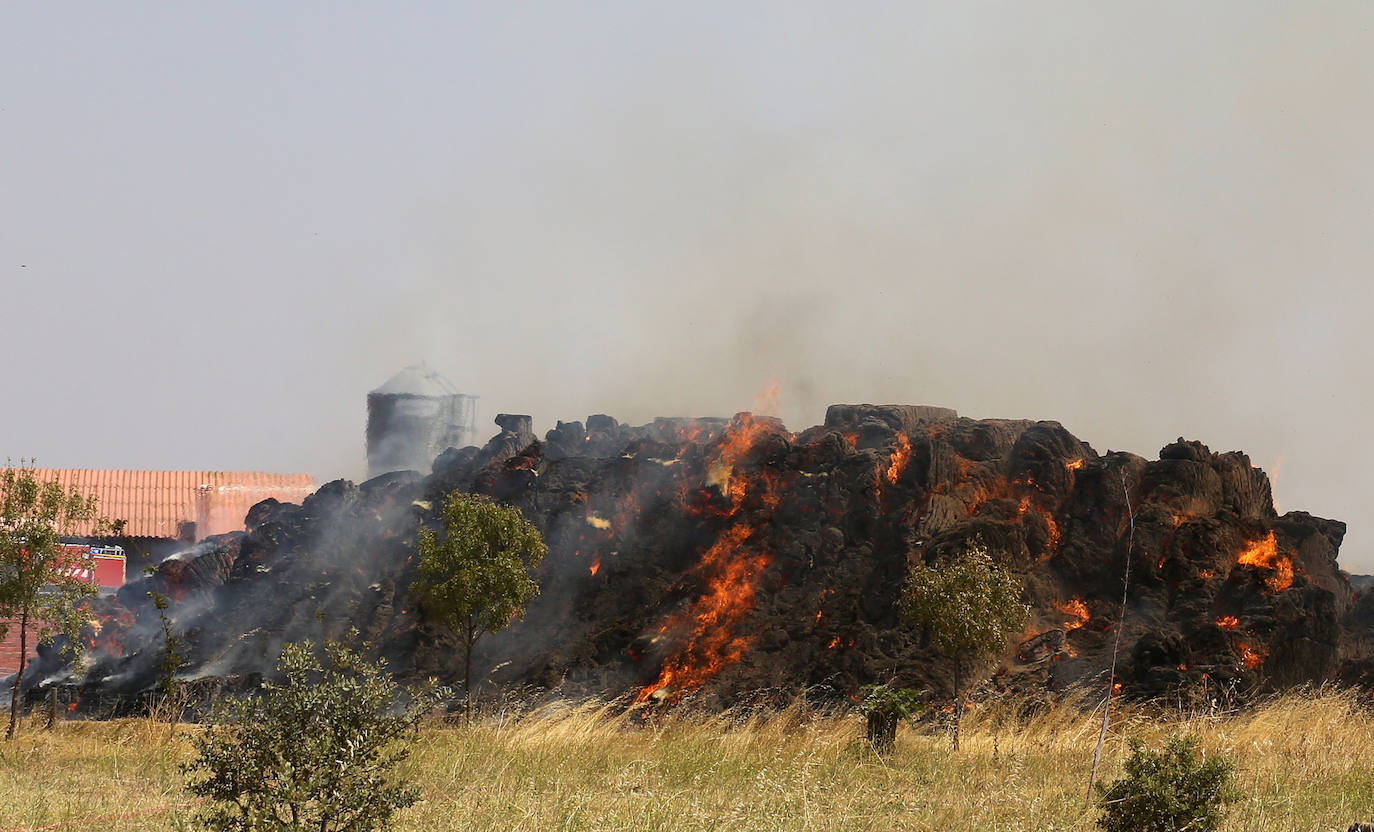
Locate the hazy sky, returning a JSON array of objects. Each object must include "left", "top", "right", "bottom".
[{"left": 4, "top": 4, "right": 1372, "bottom": 567}]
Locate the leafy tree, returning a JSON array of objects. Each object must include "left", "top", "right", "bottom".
[
  {"left": 0, "top": 464, "right": 101, "bottom": 740},
  {"left": 183, "top": 637, "right": 443, "bottom": 832},
  {"left": 1096, "top": 734, "right": 1235, "bottom": 832},
  {"left": 859, "top": 683, "right": 924, "bottom": 753},
  {"left": 150, "top": 588, "right": 186, "bottom": 738},
  {"left": 413, "top": 492, "right": 547, "bottom": 701},
  {"left": 899, "top": 541, "right": 1028, "bottom": 750}
]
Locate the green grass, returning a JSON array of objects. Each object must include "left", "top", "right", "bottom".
[{"left": 2, "top": 691, "right": 1373, "bottom": 830}]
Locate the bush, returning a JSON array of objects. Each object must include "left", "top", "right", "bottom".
[
  {"left": 1096, "top": 734, "right": 1235, "bottom": 832},
  {"left": 859, "top": 684, "right": 923, "bottom": 753},
  {"left": 183, "top": 638, "right": 444, "bottom": 832}
]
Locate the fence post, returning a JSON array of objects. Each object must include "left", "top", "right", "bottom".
[{"left": 45, "top": 687, "right": 58, "bottom": 731}]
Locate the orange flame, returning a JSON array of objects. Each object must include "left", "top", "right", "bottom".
[
  {"left": 636, "top": 526, "right": 769, "bottom": 702},
  {"left": 589, "top": 557, "right": 601, "bottom": 576},
  {"left": 1236, "top": 532, "right": 1293, "bottom": 592},
  {"left": 1237, "top": 642, "right": 1267, "bottom": 669},
  {"left": 957, "top": 471, "right": 1062, "bottom": 556},
  {"left": 1065, "top": 458, "right": 1085, "bottom": 471},
  {"left": 1215, "top": 615, "right": 1239, "bottom": 631},
  {"left": 704, "top": 414, "right": 776, "bottom": 508},
  {"left": 885, "top": 433, "right": 912, "bottom": 485},
  {"left": 1057, "top": 599, "right": 1089, "bottom": 631},
  {"left": 637, "top": 414, "right": 779, "bottom": 703},
  {"left": 826, "top": 636, "right": 840, "bottom": 649},
  {"left": 84, "top": 607, "right": 135, "bottom": 656}
]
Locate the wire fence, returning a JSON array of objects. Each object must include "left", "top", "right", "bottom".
[{"left": 4, "top": 677, "right": 236, "bottom": 725}]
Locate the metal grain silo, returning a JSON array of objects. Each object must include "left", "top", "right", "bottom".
[{"left": 366, "top": 363, "right": 479, "bottom": 478}]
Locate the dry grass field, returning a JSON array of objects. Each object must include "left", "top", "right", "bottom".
[{"left": 2, "top": 691, "right": 1373, "bottom": 831}]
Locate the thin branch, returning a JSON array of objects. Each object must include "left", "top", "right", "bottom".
[{"left": 1087, "top": 468, "right": 1135, "bottom": 804}]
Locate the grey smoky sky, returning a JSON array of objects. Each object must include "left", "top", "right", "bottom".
[{"left": 3, "top": 4, "right": 1372, "bottom": 567}]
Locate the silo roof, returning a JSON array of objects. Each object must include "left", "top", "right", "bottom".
[{"left": 370, "top": 363, "right": 462, "bottom": 397}]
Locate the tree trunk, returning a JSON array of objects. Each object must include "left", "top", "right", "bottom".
[
  {"left": 952, "top": 658, "right": 963, "bottom": 752},
  {"left": 463, "top": 626, "right": 475, "bottom": 721},
  {"left": 7, "top": 607, "right": 28, "bottom": 740},
  {"left": 165, "top": 682, "right": 180, "bottom": 743},
  {"left": 866, "top": 711, "right": 898, "bottom": 753},
  {"left": 463, "top": 643, "right": 473, "bottom": 699}
]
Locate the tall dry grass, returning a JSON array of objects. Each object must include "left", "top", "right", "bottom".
[{"left": 2, "top": 689, "right": 1373, "bottom": 831}]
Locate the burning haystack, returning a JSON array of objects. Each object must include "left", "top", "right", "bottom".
[{"left": 35, "top": 405, "right": 1359, "bottom": 714}]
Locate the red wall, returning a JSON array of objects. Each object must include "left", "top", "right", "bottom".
[
  {"left": 0, "top": 616, "right": 40, "bottom": 679},
  {"left": 1, "top": 550, "right": 125, "bottom": 677}
]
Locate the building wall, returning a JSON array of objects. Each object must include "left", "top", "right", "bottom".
[
  {"left": 0, "top": 616, "right": 42, "bottom": 679},
  {"left": 0, "top": 469, "right": 315, "bottom": 539},
  {"left": 1, "top": 552, "right": 129, "bottom": 678}
]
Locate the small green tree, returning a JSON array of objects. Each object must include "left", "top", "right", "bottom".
[
  {"left": 1096, "top": 734, "right": 1235, "bottom": 832},
  {"left": 0, "top": 464, "right": 102, "bottom": 740},
  {"left": 183, "top": 637, "right": 443, "bottom": 832},
  {"left": 149, "top": 588, "right": 186, "bottom": 738},
  {"left": 899, "top": 541, "right": 1028, "bottom": 750},
  {"left": 413, "top": 492, "right": 547, "bottom": 701}
]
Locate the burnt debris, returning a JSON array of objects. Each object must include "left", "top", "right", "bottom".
[{"left": 28, "top": 405, "right": 1365, "bottom": 714}]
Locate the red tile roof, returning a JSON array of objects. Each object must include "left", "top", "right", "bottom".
[{"left": 4, "top": 469, "right": 315, "bottom": 539}]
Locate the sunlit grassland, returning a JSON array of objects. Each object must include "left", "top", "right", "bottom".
[{"left": 2, "top": 690, "right": 1373, "bottom": 831}]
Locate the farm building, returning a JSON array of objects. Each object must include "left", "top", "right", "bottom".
[{"left": 1, "top": 469, "right": 314, "bottom": 678}]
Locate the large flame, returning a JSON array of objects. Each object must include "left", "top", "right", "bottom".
[
  {"left": 885, "top": 433, "right": 912, "bottom": 485},
  {"left": 637, "top": 414, "right": 779, "bottom": 703},
  {"left": 1236, "top": 531, "right": 1293, "bottom": 592},
  {"left": 704, "top": 414, "right": 775, "bottom": 507},
  {"left": 1044, "top": 514, "right": 1061, "bottom": 551},
  {"left": 1057, "top": 599, "right": 1089, "bottom": 631}
]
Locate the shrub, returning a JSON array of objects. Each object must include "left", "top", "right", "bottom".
[
  {"left": 183, "top": 637, "right": 444, "bottom": 831},
  {"left": 1096, "top": 734, "right": 1235, "bottom": 832},
  {"left": 859, "top": 684, "right": 923, "bottom": 753}
]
